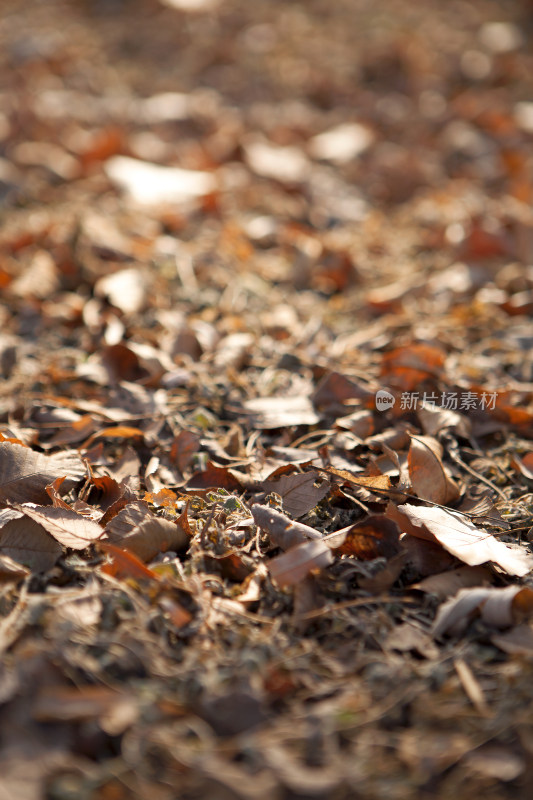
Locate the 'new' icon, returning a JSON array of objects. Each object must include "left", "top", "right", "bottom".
[{"left": 375, "top": 389, "right": 395, "bottom": 411}]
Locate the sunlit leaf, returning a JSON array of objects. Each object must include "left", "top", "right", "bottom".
[
  {"left": 388, "top": 503, "right": 533, "bottom": 576},
  {"left": 328, "top": 515, "right": 401, "bottom": 560},
  {"left": 99, "top": 542, "right": 161, "bottom": 581},
  {"left": 105, "top": 501, "right": 188, "bottom": 562},
  {"left": 0, "top": 442, "right": 85, "bottom": 505},
  {"left": 407, "top": 434, "right": 460, "bottom": 504},
  {"left": 0, "top": 508, "right": 62, "bottom": 571},
  {"left": 269, "top": 539, "right": 333, "bottom": 587},
  {"left": 433, "top": 585, "right": 533, "bottom": 637},
  {"left": 14, "top": 503, "right": 104, "bottom": 549}
]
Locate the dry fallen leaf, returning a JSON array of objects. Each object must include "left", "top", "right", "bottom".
[
  {"left": 411, "top": 565, "right": 492, "bottom": 598},
  {"left": 158, "top": 595, "right": 193, "bottom": 628},
  {"left": 94, "top": 268, "right": 148, "bottom": 315},
  {"left": 313, "top": 466, "right": 392, "bottom": 495},
  {"left": 433, "top": 585, "right": 533, "bottom": 637},
  {"left": 454, "top": 658, "right": 489, "bottom": 716},
  {"left": 311, "top": 371, "right": 374, "bottom": 411},
  {"left": 14, "top": 503, "right": 104, "bottom": 549},
  {"left": 259, "top": 471, "right": 330, "bottom": 518},
  {"left": 171, "top": 430, "right": 201, "bottom": 473},
  {"left": 244, "top": 139, "right": 310, "bottom": 184},
  {"left": 134, "top": 91, "right": 191, "bottom": 123},
  {"left": 388, "top": 502, "right": 533, "bottom": 577},
  {"left": 463, "top": 743, "right": 526, "bottom": 782},
  {"left": 491, "top": 623, "right": 533, "bottom": 656},
  {"left": 358, "top": 551, "right": 407, "bottom": 594},
  {"left": 45, "top": 476, "right": 73, "bottom": 510},
  {"left": 186, "top": 461, "right": 243, "bottom": 491},
  {"left": 407, "top": 434, "right": 460, "bottom": 504},
  {"left": 161, "top": 0, "right": 220, "bottom": 11},
  {"left": 0, "top": 553, "right": 30, "bottom": 585},
  {"left": 52, "top": 580, "right": 103, "bottom": 628},
  {"left": 105, "top": 155, "right": 216, "bottom": 204},
  {"left": 99, "top": 343, "right": 146, "bottom": 383},
  {"left": 309, "top": 122, "right": 374, "bottom": 163},
  {"left": 0, "top": 508, "right": 62, "bottom": 571},
  {"left": 99, "top": 542, "right": 162, "bottom": 581},
  {"left": 381, "top": 343, "right": 446, "bottom": 391},
  {"left": 251, "top": 504, "right": 323, "bottom": 550},
  {"left": 83, "top": 425, "right": 145, "bottom": 449},
  {"left": 511, "top": 452, "right": 533, "bottom": 481},
  {"left": 235, "top": 564, "right": 268, "bottom": 604},
  {"left": 384, "top": 621, "right": 439, "bottom": 659},
  {"left": 417, "top": 403, "right": 471, "bottom": 439},
  {"left": 328, "top": 515, "right": 401, "bottom": 560},
  {"left": 105, "top": 500, "right": 189, "bottom": 562},
  {"left": 268, "top": 539, "right": 333, "bottom": 587},
  {"left": 0, "top": 442, "right": 85, "bottom": 505},
  {"left": 32, "top": 684, "right": 138, "bottom": 735},
  {"left": 400, "top": 533, "right": 456, "bottom": 577},
  {"left": 243, "top": 396, "right": 320, "bottom": 429}
]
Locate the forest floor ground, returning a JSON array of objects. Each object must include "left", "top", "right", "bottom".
[{"left": 2, "top": 1, "right": 533, "bottom": 798}]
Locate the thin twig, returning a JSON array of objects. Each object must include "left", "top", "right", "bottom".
[
  {"left": 294, "top": 594, "right": 417, "bottom": 621},
  {"left": 308, "top": 466, "right": 510, "bottom": 528},
  {"left": 447, "top": 448, "right": 508, "bottom": 502},
  {"left": 200, "top": 504, "right": 218, "bottom": 548}
]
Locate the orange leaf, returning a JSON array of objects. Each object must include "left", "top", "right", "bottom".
[
  {"left": 329, "top": 515, "right": 401, "bottom": 560},
  {"left": 159, "top": 596, "right": 192, "bottom": 628},
  {"left": 407, "top": 434, "right": 460, "bottom": 505},
  {"left": 315, "top": 466, "right": 392, "bottom": 495},
  {"left": 186, "top": 461, "right": 242, "bottom": 491},
  {"left": 170, "top": 430, "right": 201, "bottom": 473},
  {"left": 381, "top": 343, "right": 445, "bottom": 392},
  {"left": 144, "top": 487, "right": 178, "bottom": 508},
  {"left": 46, "top": 477, "right": 75, "bottom": 510},
  {"left": 99, "top": 542, "right": 161, "bottom": 581},
  {"left": 83, "top": 426, "right": 145, "bottom": 449}
]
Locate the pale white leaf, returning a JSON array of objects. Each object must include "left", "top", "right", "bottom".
[
  {"left": 0, "top": 508, "right": 62, "bottom": 571},
  {"left": 15, "top": 504, "right": 104, "bottom": 549},
  {"left": 309, "top": 123, "right": 373, "bottom": 163},
  {"left": 244, "top": 140, "right": 309, "bottom": 183},
  {"left": 105, "top": 156, "right": 216, "bottom": 204},
  {"left": 391, "top": 503, "right": 533, "bottom": 577},
  {"left": 433, "top": 585, "right": 533, "bottom": 637}
]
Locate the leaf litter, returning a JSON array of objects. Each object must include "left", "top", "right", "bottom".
[{"left": 2, "top": 0, "right": 533, "bottom": 797}]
